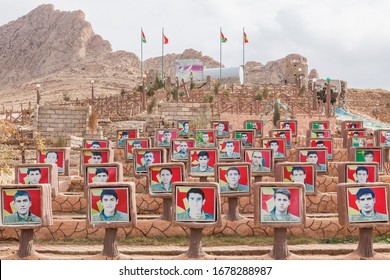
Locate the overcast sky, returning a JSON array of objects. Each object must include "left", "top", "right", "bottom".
[{"left": 1, "top": 0, "right": 390, "bottom": 90}]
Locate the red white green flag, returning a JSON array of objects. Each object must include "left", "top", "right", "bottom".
[
  {"left": 141, "top": 31, "right": 147, "bottom": 43},
  {"left": 220, "top": 31, "right": 227, "bottom": 43},
  {"left": 244, "top": 32, "right": 249, "bottom": 43}
]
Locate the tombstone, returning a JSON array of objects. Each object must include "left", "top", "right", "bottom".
[
  {"left": 347, "top": 135, "right": 376, "bottom": 149},
  {"left": 83, "top": 139, "right": 112, "bottom": 149},
  {"left": 276, "top": 120, "right": 298, "bottom": 137},
  {"left": 307, "top": 137, "right": 334, "bottom": 160},
  {"left": 15, "top": 163, "right": 59, "bottom": 197},
  {"left": 306, "top": 129, "right": 332, "bottom": 139},
  {"left": 337, "top": 162, "right": 379, "bottom": 184},
  {"left": 341, "top": 120, "right": 363, "bottom": 131},
  {"left": 116, "top": 129, "right": 139, "bottom": 149},
  {"left": 217, "top": 139, "right": 242, "bottom": 162},
  {"left": 348, "top": 147, "right": 384, "bottom": 173},
  {"left": 87, "top": 182, "right": 137, "bottom": 258},
  {"left": 170, "top": 139, "right": 195, "bottom": 163},
  {"left": 309, "top": 120, "right": 330, "bottom": 130},
  {"left": 37, "top": 147, "right": 71, "bottom": 176},
  {"left": 243, "top": 148, "right": 274, "bottom": 183},
  {"left": 243, "top": 120, "right": 263, "bottom": 137},
  {"left": 275, "top": 162, "right": 317, "bottom": 194},
  {"left": 84, "top": 163, "right": 123, "bottom": 197},
  {"left": 271, "top": 129, "right": 293, "bottom": 148},
  {"left": 253, "top": 182, "right": 306, "bottom": 259},
  {"left": 375, "top": 129, "right": 390, "bottom": 148},
  {"left": 212, "top": 120, "right": 230, "bottom": 139},
  {"left": 172, "top": 182, "right": 221, "bottom": 258},
  {"left": 233, "top": 129, "right": 256, "bottom": 148},
  {"left": 155, "top": 128, "right": 178, "bottom": 149},
  {"left": 261, "top": 138, "right": 287, "bottom": 161},
  {"left": 177, "top": 120, "right": 195, "bottom": 138},
  {"left": 215, "top": 163, "right": 251, "bottom": 220},
  {"left": 146, "top": 163, "right": 185, "bottom": 220},
  {"left": 342, "top": 128, "right": 367, "bottom": 148},
  {"left": 296, "top": 147, "right": 328, "bottom": 175},
  {"left": 124, "top": 138, "right": 151, "bottom": 162},
  {"left": 194, "top": 129, "right": 216, "bottom": 148},
  {"left": 80, "top": 148, "right": 114, "bottom": 175},
  {"left": 337, "top": 183, "right": 390, "bottom": 258},
  {"left": 133, "top": 148, "right": 167, "bottom": 176},
  {"left": 0, "top": 184, "right": 53, "bottom": 258}
]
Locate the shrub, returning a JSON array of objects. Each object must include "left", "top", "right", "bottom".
[{"left": 63, "top": 93, "right": 71, "bottom": 101}]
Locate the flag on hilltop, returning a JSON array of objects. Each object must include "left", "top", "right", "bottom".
[
  {"left": 244, "top": 32, "right": 249, "bottom": 43},
  {"left": 163, "top": 34, "right": 169, "bottom": 44},
  {"left": 141, "top": 31, "right": 147, "bottom": 43},
  {"left": 220, "top": 31, "right": 228, "bottom": 43}
]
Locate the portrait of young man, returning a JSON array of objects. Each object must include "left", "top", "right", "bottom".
[
  {"left": 267, "top": 139, "right": 285, "bottom": 159},
  {"left": 94, "top": 168, "right": 109, "bottom": 183},
  {"left": 219, "top": 140, "right": 241, "bottom": 159},
  {"left": 244, "top": 120, "right": 262, "bottom": 137},
  {"left": 247, "top": 150, "right": 271, "bottom": 173},
  {"left": 117, "top": 131, "right": 129, "bottom": 147},
  {"left": 219, "top": 166, "right": 249, "bottom": 192},
  {"left": 136, "top": 150, "right": 155, "bottom": 172},
  {"left": 190, "top": 150, "right": 215, "bottom": 174},
  {"left": 289, "top": 166, "right": 314, "bottom": 192},
  {"left": 125, "top": 138, "right": 150, "bottom": 160},
  {"left": 176, "top": 188, "right": 214, "bottom": 221},
  {"left": 305, "top": 151, "right": 326, "bottom": 171},
  {"left": 309, "top": 139, "right": 333, "bottom": 159},
  {"left": 41, "top": 150, "right": 64, "bottom": 173},
  {"left": 91, "top": 189, "right": 129, "bottom": 222},
  {"left": 195, "top": 130, "right": 215, "bottom": 148},
  {"left": 27, "top": 168, "right": 42, "bottom": 184},
  {"left": 235, "top": 131, "right": 254, "bottom": 148},
  {"left": 261, "top": 188, "right": 300, "bottom": 222},
  {"left": 3, "top": 190, "right": 42, "bottom": 224},
  {"left": 178, "top": 121, "right": 194, "bottom": 137},
  {"left": 214, "top": 121, "right": 229, "bottom": 137},
  {"left": 349, "top": 188, "right": 388, "bottom": 222},
  {"left": 381, "top": 131, "right": 390, "bottom": 147},
  {"left": 173, "top": 141, "right": 189, "bottom": 160}
]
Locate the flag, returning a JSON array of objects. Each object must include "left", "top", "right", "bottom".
[
  {"left": 244, "top": 32, "right": 249, "bottom": 43},
  {"left": 220, "top": 31, "right": 227, "bottom": 43},
  {"left": 163, "top": 34, "right": 169, "bottom": 44},
  {"left": 141, "top": 31, "right": 147, "bottom": 43}
]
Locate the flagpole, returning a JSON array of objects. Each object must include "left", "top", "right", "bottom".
[
  {"left": 220, "top": 27, "right": 222, "bottom": 83},
  {"left": 243, "top": 27, "right": 245, "bottom": 84},
  {"left": 141, "top": 27, "right": 143, "bottom": 81},
  {"left": 162, "top": 27, "right": 164, "bottom": 82}
]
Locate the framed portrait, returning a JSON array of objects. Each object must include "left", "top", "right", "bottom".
[
  {"left": 87, "top": 182, "right": 137, "bottom": 228},
  {"left": 217, "top": 139, "right": 242, "bottom": 161},
  {"left": 347, "top": 136, "right": 376, "bottom": 149},
  {"left": 307, "top": 138, "right": 333, "bottom": 159},
  {"left": 117, "top": 129, "right": 139, "bottom": 148},
  {"left": 15, "top": 164, "right": 59, "bottom": 197},
  {"left": 177, "top": 120, "right": 195, "bottom": 138},
  {"left": 309, "top": 121, "right": 330, "bottom": 130},
  {"left": 337, "top": 183, "right": 389, "bottom": 227},
  {"left": 215, "top": 163, "right": 251, "bottom": 196},
  {"left": 80, "top": 149, "right": 114, "bottom": 175},
  {"left": 147, "top": 163, "right": 185, "bottom": 197},
  {"left": 271, "top": 129, "right": 293, "bottom": 148},
  {"left": 83, "top": 139, "right": 110, "bottom": 149},
  {"left": 277, "top": 120, "right": 298, "bottom": 136},
  {"left": 243, "top": 148, "right": 273, "bottom": 175},
  {"left": 194, "top": 129, "right": 216, "bottom": 148},
  {"left": 342, "top": 129, "right": 367, "bottom": 148},
  {"left": 1, "top": 184, "right": 53, "bottom": 228},
  {"left": 261, "top": 138, "right": 287, "bottom": 161},
  {"left": 341, "top": 120, "right": 363, "bottom": 131},
  {"left": 244, "top": 120, "right": 263, "bottom": 137},
  {"left": 170, "top": 139, "right": 195, "bottom": 162},
  {"left": 306, "top": 129, "right": 331, "bottom": 139},
  {"left": 173, "top": 182, "right": 221, "bottom": 228},
  {"left": 337, "top": 162, "right": 379, "bottom": 184},
  {"left": 156, "top": 129, "right": 178, "bottom": 148},
  {"left": 125, "top": 138, "right": 151, "bottom": 161},
  {"left": 349, "top": 147, "right": 384, "bottom": 173},
  {"left": 296, "top": 148, "right": 328, "bottom": 174},
  {"left": 37, "top": 148, "right": 70, "bottom": 175},
  {"left": 212, "top": 120, "right": 230, "bottom": 138},
  {"left": 253, "top": 182, "right": 305, "bottom": 227},
  {"left": 276, "top": 163, "right": 316, "bottom": 194},
  {"left": 375, "top": 130, "right": 390, "bottom": 148},
  {"left": 133, "top": 148, "right": 166, "bottom": 175},
  {"left": 84, "top": 163, "right": 123, "bottom": 196},
  {"left": 188, "top": 148, "right": 218, "bottom": 177},
  {"left": 234, "top": 129, "right": 256, "bottom": 148}
]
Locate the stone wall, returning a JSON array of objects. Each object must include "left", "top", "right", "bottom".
[
  {"left": 36, "top": 105, "right": 90, "bottom": 138},
  {"left": 157, "top": 102, "right": 212, "bottom": 121}
]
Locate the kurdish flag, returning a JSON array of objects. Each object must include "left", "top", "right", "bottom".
[
  {"left": 220, "top": 31, "right": 228, "bottom": 43},
  {"left": 141, "top": 31, "right": 147, "bottom": 43},
  {"left": 244, "top": 31, "right": 249, "bottom": 43}
]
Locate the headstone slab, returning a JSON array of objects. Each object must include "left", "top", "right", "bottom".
[
  {"left": 243, "top": 148, "right": 274, "bottom": 176},
  {"left": 214, "top": 162, "right": 251, "bottom": 197},
  {"left": 37, "top": 147, "right": 71, "bottom": 176},
  {"left": 337, "top": 162, "right": 379, "bottom": 184},
  {"left": 275, "top": 162, "right": 317, "bottom": 195}
]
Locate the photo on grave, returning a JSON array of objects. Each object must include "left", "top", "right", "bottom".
[
  {"left": 378, "top": 130, "right": 390, "bottom": 147},
  {"left": 84, "top": 139, "right": 109, "bottom": 149},
  {"left": 175, "top": 186, "right": 216, "bottom": 222},
  {"left": 149, "top": 165, "right": 184, "bottom": 193},
  {"left": 309, "top": 138, "right": 333, "bottom": 159},
  {"left": 347, "top": 130, "right": 366, "bottom": 138},
  {"left": 346, "top": 186, "right": 389, "bottom": 223},
  {"left": 170, "top": 139, "right": 195, "bottom": 161},
  {"left": 83, "top": 150, "right": 110, "bottom": 164},
  {"left": 195, "top": 129, "right": 216, "bottom": 148},
  {"left": 345, "top": 121, "right": 362, "bottom": 129},
  {"left": 156, "top": 129, "right": 178, "bottom": 147},
  {"left": 134, "top": 149, "right": 164, "bottom": 174},
  {"left": 272, "top": 129, "right": 292, "bottom": 147},
  {"left": 125, "top": 138, "right": 150, "bottom": 161},
  {"left": 212, "top": 120, "right": 230, "bottom": 138},
  {"left": 353, "top": 148, "right": 383, "bottom": 172},
  {"left": 17, "top": 167, "right": 49, "bottom": 185},
  {"left": 189, "top": 148, "right": 217, "bottom": 177},
  {"left": 2, "top": 188, "right": 42, "bottom": 224},
  {"left": 177, "top": 120, "right": 195, "bottom": 137},
  {"left": 310, "top": 121, "right": 329, "bottom": 130},
  {"left": 277, "top": 120, "right": 297, "bottom": 136},
  {"left": 297, "top": 148, "right": 328, "bottom": 173},
  {"left": 244, "top": 120, "right": 263, "bottom": 137},
  {"left": 345, "top": 164, "right": 377, "bottom": 184},
  {"left": 262, "top": 138, "right": 286, "bottom": 160},
  {"left": 308, "top": 129, "right": 331, "bottom": 139},
  {"left": 117, "top": 129, "right": 138, "bottom": 148},
  {"left": 89, "top": 187, "right": 130, "bottom": 223},
  {"left": 260, "top": 186, "right": 303, "bottom": 223},
  {"left": 37, "top": 150, "right": 65, "bottom": 173},
  {"left": 218, "top": 139, "right": 242, "bottom": 160},
  {"left": 244, "top": 149, "right": 273, "bottom": 174},
  {"left": 85, "top": 166, "right": 119, "bottom": 184},
  {"left": 216, "top": 164, "right": 250, "bottom": 193},
  {"left": 234, "top": 130, "right": 255, "bottom": 148},
  {"left": 282, "top": 165, "right": 315, "bottom": 192},
  {"left": 349, "top": 136, "right": 375, "bottom": 148}
]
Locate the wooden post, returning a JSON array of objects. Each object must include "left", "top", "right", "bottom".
[
  {"left": 326, "top": 80, "right": 331, "bottom": 117},
  {"left": 186, "top": 228, "right": 206, "bottom": 258},
  {"left": 224, "top": 197, "right": 244, "bottom": 221},
  {"left": 102, "top": 228, "right": 119, "bottom": 258},
  {"left": 17, "top": 229, "right": 35, "bottom": 258},
  {"left": 355, "top": 227, "right": 375, "bottom": 258},
  {"left": 270, "top": 227, "right": 290, "bottom": 260},
  {"left": 160, "top": 197, "right": 172, "bottom": 221}
]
